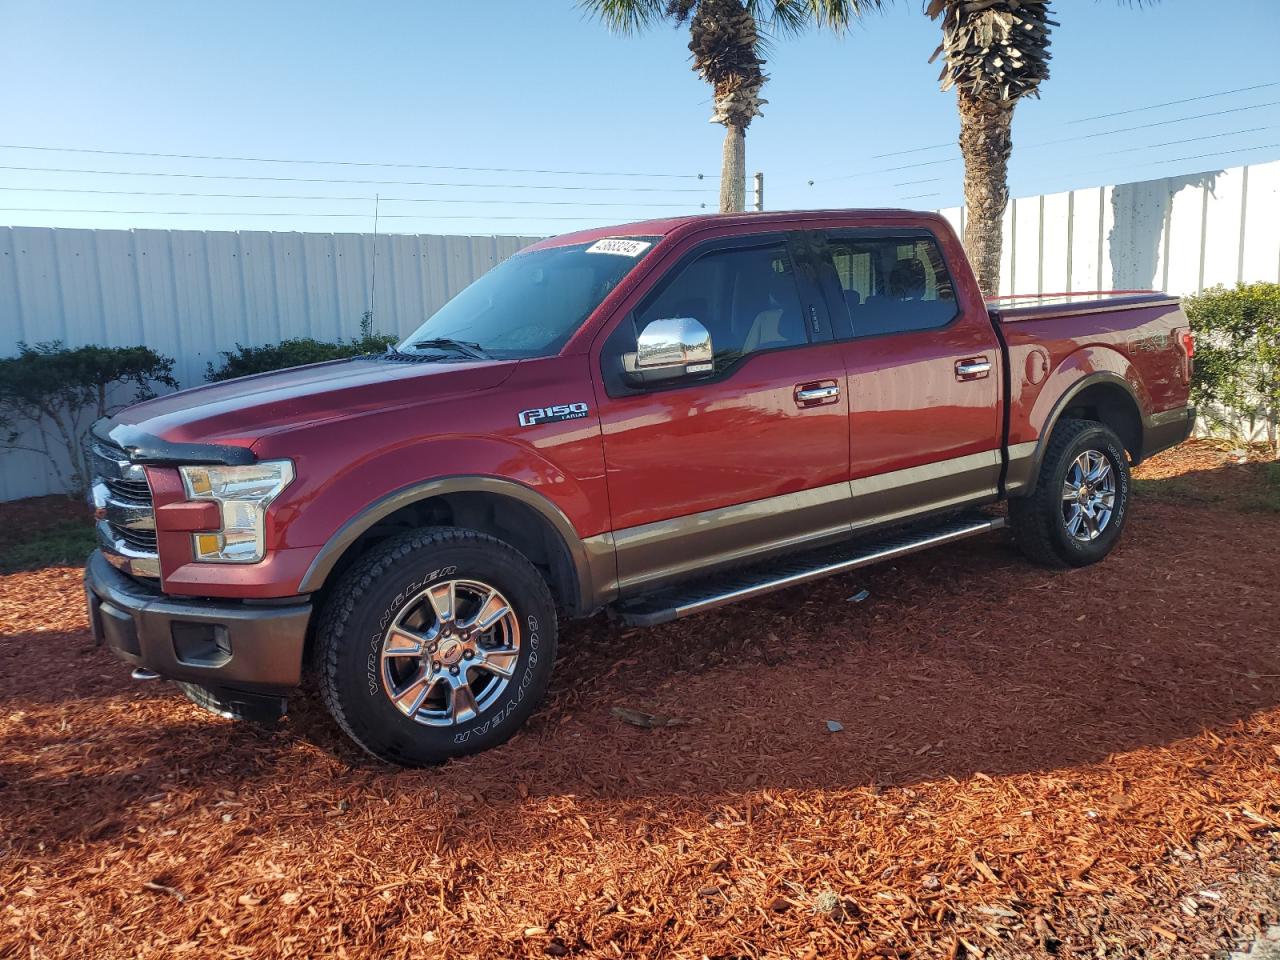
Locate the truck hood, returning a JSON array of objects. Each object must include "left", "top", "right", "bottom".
[{"left": 109, "top": 355, "right": 516, "bottom": 451}]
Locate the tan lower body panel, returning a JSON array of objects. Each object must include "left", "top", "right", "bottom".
[
  {"left": 1003, "top": 440, "right": 1039, "bottom": 495},
  {"left": 603, "top": 482, "right": 852, "bottom": 597},
  {"left": 590, "top": 449, "right": 1005, "bottom": 602},
  {"left": 848, "top": 449, "right": 1001, "bottom": 532}
]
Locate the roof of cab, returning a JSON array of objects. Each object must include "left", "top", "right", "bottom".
[{"left": 523, "top": 208, "right": 930, "bottom": 252}]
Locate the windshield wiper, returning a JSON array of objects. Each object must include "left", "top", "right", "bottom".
[{"left": 410, "top": 338, "right": 490, "bottom": 360}]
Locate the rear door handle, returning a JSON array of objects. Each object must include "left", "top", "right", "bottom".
[
  {"left": 955, "top": 357, "right": 992, "bottom": 380},
  {"left": 795, "top": 382, "right": 840, "bottom": 406}
]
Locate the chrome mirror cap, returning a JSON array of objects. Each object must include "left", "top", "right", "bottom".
[{"left": 626, "top": 317, "right": 714, "bottom": 383}]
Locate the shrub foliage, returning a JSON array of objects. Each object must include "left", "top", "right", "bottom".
[
  {"left": 1185, "top": 282, "right": 1280, "bottom": 455},
  {"left": 206, "top": 333, "right": 396, "bottom": 382},
  {"left": 0, "top": 342, "right": 178, "bottom": 496}
]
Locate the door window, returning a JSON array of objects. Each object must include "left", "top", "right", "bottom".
[
  {"left": 631, "top": 243, "right": 810, "bottom": 373},
  {"left": 827, "top": 235, "right": 958, "bottom": 338}
]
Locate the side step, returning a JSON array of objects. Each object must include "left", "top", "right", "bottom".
[{"left": 615, "top": 513, "right": 1005, "bottom": 627}]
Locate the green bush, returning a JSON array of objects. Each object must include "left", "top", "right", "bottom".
[
  {"left": 1185, "top": 282, "right": 1280, "bottom": 456},
  {"left": 206, "top": 314, "right": 397, "bottom": 382},
  {"left": 206, "top": 333, "right": 397, "bottom": 382},
  {"left": 0, "top": 341, "right": 178, "bottom": 496}
]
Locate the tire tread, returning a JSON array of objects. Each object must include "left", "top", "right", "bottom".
[
  {"left": 1009, "top": 418, "right": 1114, "bottom": 568},
  {"left": 314, "top": 526, "right": 555, "bottom": 765}
]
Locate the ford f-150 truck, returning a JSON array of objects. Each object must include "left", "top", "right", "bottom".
[{"left": 84, "top": 209, "right": 1196, "bottom": 766}]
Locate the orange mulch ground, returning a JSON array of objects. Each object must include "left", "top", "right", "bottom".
[{"left": 2, "top": 440, "right": 1278, "bottom": 959}]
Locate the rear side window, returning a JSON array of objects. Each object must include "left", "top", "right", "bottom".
[
  {"left": 633, "top": 243, "right": 809, "bottom": 371},
  {"left": 827, "top": 235, "right": 958, "bottom": 338}
]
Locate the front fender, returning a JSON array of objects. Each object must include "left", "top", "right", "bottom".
[{"left": 294, "top": 470, "right": 602, "bottom": 604}]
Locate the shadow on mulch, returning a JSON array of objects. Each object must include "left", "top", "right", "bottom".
[
  {"left": 4, "top": 465, "right": 1278, "bottom": 867},
  {"left": 3, "top": 444, "right": 1280, "bottom": 958}
]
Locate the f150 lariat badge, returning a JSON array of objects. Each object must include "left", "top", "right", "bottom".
[{"left": 518, "top": 402, "right": 590, "bottom": 428}]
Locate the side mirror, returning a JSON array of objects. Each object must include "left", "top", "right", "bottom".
[{"left": 622, "top": 317, "right": 714, "bottom": 385}]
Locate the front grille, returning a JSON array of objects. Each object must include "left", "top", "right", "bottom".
[
  {"left": 91, "top": 440, "right": 160, "bottom": 578},
  {"left": 102, "top": 475, "right": 151, "bottom": 501}
]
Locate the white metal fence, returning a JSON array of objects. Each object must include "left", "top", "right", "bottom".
[
  {"left": 939, "top": 159, "right": 1280, "bottom": 298},
  {"left": 4, "top": 159, "right": 1280, "bottom": 500},
  {"left": 0, "top": 229, "right": 539, "bottom": 500}
]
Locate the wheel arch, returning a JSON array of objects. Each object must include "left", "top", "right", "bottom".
[
  {"left": 1020, "top": 372, "right": 1147, "bottom": 494},
  {"left": 297, "top": 476, "right": 609, "bottom": 618}
]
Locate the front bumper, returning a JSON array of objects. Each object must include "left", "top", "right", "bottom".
[{"left": 84, "top": 549, "right": 310, "bottom": 691}]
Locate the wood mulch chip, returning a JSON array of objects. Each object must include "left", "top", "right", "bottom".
[{"left": 2, "top": 441, "right": 1278, "bottom": 958}]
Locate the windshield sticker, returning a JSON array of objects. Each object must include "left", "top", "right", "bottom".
[
  {"left": 518, "top": 402, "right": 590, "bottom": 428},
  {"left": 585, "top": 238, "right": 652, "bottom": 258}
]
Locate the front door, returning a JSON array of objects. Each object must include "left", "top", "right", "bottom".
[
  {"left": 816, "top": 228, "right": 1003, "bottom": 530},
  {"left": 592, "top": 235, "right": 851, "bottom": 595}
]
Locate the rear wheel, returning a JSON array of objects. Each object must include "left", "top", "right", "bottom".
[
  {"left": 316, "top": 527, "right": 558, "bottom": 766},
  {"left": 1009, "top": 419, "right": 1131, "bottom": 568}
]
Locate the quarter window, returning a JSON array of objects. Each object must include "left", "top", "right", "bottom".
[{"left": 828, "top": 235, "right": 957, "bottom": 338}]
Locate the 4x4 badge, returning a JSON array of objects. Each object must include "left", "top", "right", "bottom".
[{"left": 518, "top": 402, "right": 589, "bottom": 428}]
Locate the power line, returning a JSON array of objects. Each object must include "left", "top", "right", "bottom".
[
  {"left": 1098, "top": 126, "right": 1274, "bottom": 156},
  {"left": 815, "top": 101, "right": 1280, "bottom": 183},
  {"left": 1068, "top": 80, "right": 1280, "bottom": 125},
  {"left": 1108, "top": 141, "right": 1280, "bottom": 173},
  {"left": 815, "top": 154, "right": 957, "bottom": 184},
  {"left": 0, "top": 207, "right": 633, "bottom": 221},
  {"left": 0, "top": 165, "right": 713, "bottom": 193},
  {"left": 0, "top": 142, "right": 709, "bottom": 180},
  {"left": 1023, "top": 100, "right": 1280, "bottom": 150},
  {"left": 0, "top": 185, "right": 704, "bottom": 208},
  {"left": 866, "top": 81, "right": 1280, "bottom": 160}
]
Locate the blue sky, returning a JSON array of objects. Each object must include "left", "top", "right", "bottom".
[{"left": 1, "top": 0, "right": 1277, "bottom": 236}]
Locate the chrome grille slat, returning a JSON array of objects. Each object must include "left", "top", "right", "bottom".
[{"left": 91, "top": 440, "right": 159, "bottom": 578}]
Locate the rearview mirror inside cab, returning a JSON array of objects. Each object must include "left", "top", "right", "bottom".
[{"left": 622, "top": 317, "right": 715, "bottom": 386}]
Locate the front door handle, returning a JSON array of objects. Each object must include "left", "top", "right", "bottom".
[
  {"left": 955, "top": 357, "right": 992, "bottom": 380},
  {"left": 795, "top": 382, "right": 841, "bottom": 406}
]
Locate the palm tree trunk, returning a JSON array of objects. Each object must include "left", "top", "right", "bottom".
[
  {"left": 720, "top": 124, "right": 746, "bottom": 213},
  {"left": 957, "top": 91, "right": 1014, "bottom": 299}
]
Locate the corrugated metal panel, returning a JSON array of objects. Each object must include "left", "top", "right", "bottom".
[
  {"left": 938, "top": 159, "right": 1280, "bottom": 297},
  {"left": 7, "top": 162, "right": 1280, "bottom": 501},
  {"left": 0, "top": 228, "right": 540, "bottom": 501}
]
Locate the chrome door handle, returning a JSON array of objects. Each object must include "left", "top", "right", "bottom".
[
  {"left": 955, "top": 358, "right": 991, "bottom": 379},
  {"left": 796, "top": 385, "right": 840, "bottom": 402}
]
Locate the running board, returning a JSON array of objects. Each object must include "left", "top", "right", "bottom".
[{"left": 615, "top": 513, "right": 1005, "bottom": 627}]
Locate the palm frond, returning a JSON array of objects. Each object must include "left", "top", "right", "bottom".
[
  {"left": 749, "top": 0, "right": 887, "bottom": 36},
  {"left": 579, "top": 0, "right": 673, "bottom": 34},
  {"left": 929, "top": 0, "right": 1057, "bottom": 105}
]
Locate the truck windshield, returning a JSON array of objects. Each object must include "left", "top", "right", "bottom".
[{"left": 398, "top": 238, "right": 658, "bottom": 359}]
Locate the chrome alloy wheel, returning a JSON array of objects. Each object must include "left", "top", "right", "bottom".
[
  {"left": 1061, "top": 449, "right": 1117, "bottom": 542},
  {"left": 379, "top": 579, "right": 520, "bottom": 727}
]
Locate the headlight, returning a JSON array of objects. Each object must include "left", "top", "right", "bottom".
[{"left": 179, "top": 460, "right": 294, "bottom": 563}]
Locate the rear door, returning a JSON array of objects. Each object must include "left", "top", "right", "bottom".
[
  {"left": 591, "top": 233, "right": 851, "bottom": 595},
  {"left": 814, "top": 228, "right": 1003, "bottom": 530}
]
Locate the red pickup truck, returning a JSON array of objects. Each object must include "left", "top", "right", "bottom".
[{"left": 85, "top": 209, "right": 1195, "bottom": 766}]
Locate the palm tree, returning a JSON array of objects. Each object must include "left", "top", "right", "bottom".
[
  {"left": 584, "top": 0, "right": 882, "bottom": 213},
  {"left": 927, "top": 0, "right": 1056, "bottom": 297}
]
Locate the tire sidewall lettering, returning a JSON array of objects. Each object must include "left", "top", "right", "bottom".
[
  {"left": 452, "top": 613, "right": 540, "bottom": 744},
  {"left": 1060, "top": 434, "right": 1128, "bottom": 556}
]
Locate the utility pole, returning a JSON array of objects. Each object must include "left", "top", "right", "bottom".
[
  {"left": 752, "top": 172, "right": 764, "bottom": 212},
  {"left": 369, "top": 193, "right": 380, "bottom": 330}
]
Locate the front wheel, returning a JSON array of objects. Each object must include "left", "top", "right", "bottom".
[
  {"left": 316, "top": 527, "right": 558, "bottom": 766},
  {"left": 1009, "top": 419, "right": 1132, "bottom": 568}
]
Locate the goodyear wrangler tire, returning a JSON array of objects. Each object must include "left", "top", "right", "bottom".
[
  {"left": 316, "top": 527, "right": 557, "bottom": 766},
  {"left": 1008, "top": 419, "right": 1132, "bottom": 569}
]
